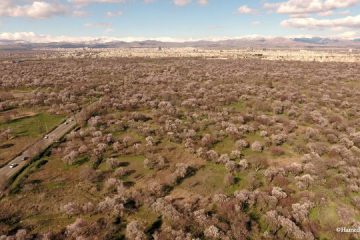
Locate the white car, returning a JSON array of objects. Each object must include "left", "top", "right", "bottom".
[
  {"left": 44, "top": 135, "right": 49, "bottom": 139},
  {"left": 9, "top": 163, "right": 18, "bottom": 168}
]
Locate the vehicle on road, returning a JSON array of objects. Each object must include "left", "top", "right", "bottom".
[
  {"left": 44, "top": 135, "right": 49, "bottom": 139},
  {"left": 9, "top": 163, "right": 18, "bottom": 168},
  {"left": 22, "top": 156, "right": 29, "bottom": 161}
]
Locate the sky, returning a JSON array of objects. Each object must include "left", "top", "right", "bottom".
[{"left": 0, "top": 0, "right": 360, "bottom": 42}]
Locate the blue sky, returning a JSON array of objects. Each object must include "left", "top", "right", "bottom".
[{"left": 0, "top": 0, "right": 360, "bottom": 42}]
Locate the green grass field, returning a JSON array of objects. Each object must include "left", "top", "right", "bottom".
[
  {"left": 0, "top": 112, "right": 65, "bottom": 166},
  {"left": 0, "top": 113, "right": 65, "bottom": 138},
  {"left": 213, "top": 137, "right": 235, "bottom": 154}
]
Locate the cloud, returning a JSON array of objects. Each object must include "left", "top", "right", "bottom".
[
  {"left": 0, "top": 32, "right": 108, "bottom": 43},
  {"left": 268, "top": 0, "right": 360, "bottom": 35},
  {"left": 173, "top": 0, "right": 191, "bottom": 6},
  {"left": 338, "top": 31, "right": 359, "bottom": 39},
  {"left": 281, "top": 14, "right": 360, "bottom": 29},
  {"left": 0, "top": 0, "right": 67, "bottom": 19},
  {"left": 173, "top": 0, "right": 208, "bottom": 6},
  {"left": 265, "top": 0, "right": 359, "bottom": 15},
  {"left": 2, "top": 32, "right": 359, "bottom": 44},
  {"left": 106, "top": 10, "right": 123, "bottom": 17},
  {"left": 73, "top": 9, "right": 88, "bottom": 17},
  {"left": 85, "top": 22, "right": 112, "bottom": 28},
  {"left": 318, "top": 10, "right": 333, "bottom": 16},
  {"left": 0, "top": 32, "right": 275, "bottom": 44},
  {"left": 70, "top": 0, "right": 126, "bottom": 5},
  {"left": 238, "top": 5, "right": 256, "bottom": 14},
  {"left": 84, "top": 22, "right": 113, "bottom": 32},
  {"left": 198, "top": 0, "right": 208, "bottom": 5}
]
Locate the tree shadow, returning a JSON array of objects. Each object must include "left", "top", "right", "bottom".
[{"left": 0, "top": 143, "right": 14, "bottom": 149}]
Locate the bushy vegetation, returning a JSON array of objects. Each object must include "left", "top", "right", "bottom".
[{"left": 0, "top": 55, "right": 360, "bottom": 239}]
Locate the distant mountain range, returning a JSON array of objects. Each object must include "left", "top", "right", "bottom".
[{"left": 1, "top": 37, "right": 360, "bottom": 50}]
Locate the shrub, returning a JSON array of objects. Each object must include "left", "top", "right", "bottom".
[
  {"left": 270, "top": 146, "right": 285, "bottom": 156},
  {"left": 291, "top": 201, "right": 314, "bottom": 224},
  {"left": 217, "top": 154, "right": 230, "bottom": 164},
  {"left": 229, "top": 150, "right": 242, "bottom": 160},
  {"left": 204, "top": 225, "right": 222, "bottom": 239},
  {"left": 106, "top": 158, "right": 121, "bottom": 169},
  {"left": 114, "top": 167, "right": 130, "bottom": 177},
  {"left": 271, "top": 187, "right": 287, "bottom": 199},
  {"left": 271, "top": 133, "right": 287, "bottom": 145},
  {"left": 144, "top": 155, "right": 167, "bottom": 170},
  {"left": 264, "top": 167, "right": 285, "bottom": 182},
  {"left": 104, "top": 178, "right": 122, "bottom": 191},
  {"left": 126, "top": 221, "right": 147, "bottom": 240},
  {"left": 62, "top": 202, "right": 82, "bottom": 216},
  {"left": 62, "top": 150, "right": 79, "bottom": 165},
  {"left": 225, "top": 161, "right": 238, "bottom": 173},
  {"left": 66, "top": 218, "right": 89, "bottom": 238},
  {"left": 250, "top": 156, "right": 269, "bottom": 171},
  {"left": 206, "top": 150, "right": 219, "bottom": 161},
  {"left": 170, "top": 163, "right": 196, "bottom": 184},
  {"left": 251, "top": 141, "right": 263, "bottom": 152},
  {"left": 235, "top": 139, "right": 249, "bottom": 150}
]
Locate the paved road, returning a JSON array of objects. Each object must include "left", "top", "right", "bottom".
[{"left": 0, "top": 117, "right": 77, "bottom": 185}]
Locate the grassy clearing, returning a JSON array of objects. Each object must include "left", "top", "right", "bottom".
[
  {"left": 213, "top": 137, "right": 235, "bottom": 154},
  {"left": 44, "top": 181, "right": 66, "bottom": 190},
  {"left": 99, "top": 155, "right": 150, "bottom": 181},
  {"left": 0, "top": 112, "right": 65, "bottom": 165},
  {"left": 1, "top": 151, "right": 104, "bottom": 234},
  {"left": 9, "top": 154, "right": 49, "bottom": 194},
  {"left": 309, "top": 202, "right": 340, "bottom": 240},
  {"left": 309, "top": 201, "right": 340, "bottom": 229},
  {"left": 120, "top": 155, "right": 149, "bottom": 181},
  {"left": 177, "top": 162, "right": 227, "bottom": 196},
  {"left": 10, "top": 88, "right": 35, "bottom": 99},
  {"left": 112, "top": 128, "right": 145, "bottom": 143},
  {"left": 0, "top": 112, "right": 65, "bottom": 138},
  {"left": 227, "top": 101, "right": 246, "bottom": 112},
  {"left": 130, "top": 206, "right": 160, "bottom": 227},
  {"left": 22, "top": 213, "right": 74, "bottom": 234},
  {"left": 224, "top": 171, "right": 252, "bottom": 195},
  {"left": 242, "top": 148, "right": 267, "bottom": 159},
  {"left": 0, "top": 108, "right": 37, "bottom": 123},
  {"left": 245, "top": 132, "right": 263, "bottom": 143},
  {"left": 0, "top": 87, "right": 33, "bottom": 95},
  {"left": 122, "top": 155, "right": 147, "bottom": 168},
  {"left": 73, "top": 155, "right": 90, "bottom": 166},
  {"left": 176, "top": 161, "right": 249, "bottom": 196}
]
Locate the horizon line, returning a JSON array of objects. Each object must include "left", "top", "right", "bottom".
[{"left": 1, "top": 32, "right": 360, "bottom": 44}]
